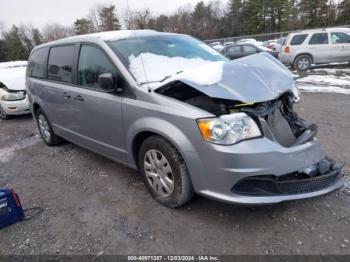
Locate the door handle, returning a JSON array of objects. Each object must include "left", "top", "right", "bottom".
[
  {"left": 63, "top": 92, "right": 71, "bottom": 99},
  {"left": 73, "top": 95, "right": 84, "bottom": 102}
]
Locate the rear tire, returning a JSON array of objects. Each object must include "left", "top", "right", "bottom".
[
  {"left": 138, "top": 135, "right": 194, "bottom": 208},
  {"left": 294, "top": 55, "right": 312, "bottom": 71},
  {"left": 35, "top": 108, "right": 62, "bottom": 146}
]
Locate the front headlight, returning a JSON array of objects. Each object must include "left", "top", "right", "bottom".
[
  {"left": 197, "top": 113, "right": 262, "bottom": 145},
  {"left": 1, "top": 91, "right": 26, "bottom": 101}
]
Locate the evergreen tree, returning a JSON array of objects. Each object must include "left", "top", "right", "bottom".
[
  {"left": 99, "top": 5, "right": 121, "bottom": 31},
  {"left": 2, "top": 25, "right": 28, "bottom": 60},
  {"left": 298, "top": 0, "right": 328, "bottom": 28},
  {"left": 227, "top": 0, "right": 243, "bottom": 36},
  {"left": 32, "top": 28, "right": 43, "bottom": 46},
  {"left": 0, "top": 40, "right": 7, "bottom": 62},
  {"left": 74, "top": 18, "right": 94, "bottom": 35},
  {"left": 337, "top": 0, "right": 350, "bottom": 25}
]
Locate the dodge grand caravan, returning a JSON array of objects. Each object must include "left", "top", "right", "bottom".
[{"left": 26, "top": 30, "right": 344, "bottom": 207}]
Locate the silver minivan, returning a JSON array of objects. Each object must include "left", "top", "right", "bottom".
[
  {"left": 26, "top": 30, "right": 344, "bottom": 207},
  {"left": 279, "top": 27, "right": 350, "bottom": 71}
]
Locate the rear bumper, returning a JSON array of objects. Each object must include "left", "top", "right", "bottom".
[
  {"left": 278, "top": 53, "right": 294, "bottom": 65},
  {"left": 0, "top": 96, "right": 30, "bottom": 115}
]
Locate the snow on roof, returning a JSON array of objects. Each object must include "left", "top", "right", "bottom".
[
  {"left": 60, "top": 30, "right": 159, "bottom": 43},
  {"left": 0, "top": 61, "right": 27, "bottom": 69}
]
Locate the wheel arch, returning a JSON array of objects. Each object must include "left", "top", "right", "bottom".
[
  {"left": 294, "top": 53, "right": 314, "bottom": 64},
  {"left": 127, "top": 118, "right": 197, "bottom": 170}
]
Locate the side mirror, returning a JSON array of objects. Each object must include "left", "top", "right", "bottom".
[{"left": 98, "top": 73, "right": 115, "bottom": 92}]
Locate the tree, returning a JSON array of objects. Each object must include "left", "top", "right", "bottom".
[
  {"left": 2, "top": 25, "right": 28, "bottom": 60},
  {"left": 337, "top": 0, "right": 350, "bottom": 25},
  {"left": 88, "top": 4, "right": 103, "bottom": 32},
  {"left": 99, "top": 5, "right": 121, "bottom": 31},
  {"left": 32, "top": 28, "right": 43, "bottom": 46},
  {"left": 74, "top": 18, "right": 94, "bottom": 35},
  {"left": 124, "top": 9, "right": 152, "bottom": 30},
  {"left": 42, "top": 23, "right": 74, "bottom": 42},
  {"left": 227, "top": 0, "right": 243, "bottom": 36},
  {"left": 298, "top": 0, "right": 328, "bottom": 28}
]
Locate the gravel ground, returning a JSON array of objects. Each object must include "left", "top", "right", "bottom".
[{"left": 0, "top": 93, "right": 349, "bottom": 255}]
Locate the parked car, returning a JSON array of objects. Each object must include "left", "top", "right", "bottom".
[
  {"left": 0, "top": 61, "right": 30, "bottom": 119},
  {"left": 263, "top": 38, "right": 285, "bottom": 51},
  {"left": 279, "top": 27, "right": 350, "bottom": 70},
  {"left": 222, "top": 43, "right": 279, "bottom": 60},
  {"left": 27, "top": 30, "right": 344, "bottom": 207},
  {"left": 209, "top": 41, "right": 224, "bottom": 52},
  {"left": 236, "top": 38, "right": 264, "bottom": 46}
]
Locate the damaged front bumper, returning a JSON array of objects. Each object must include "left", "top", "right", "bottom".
[{"left": 188, "top": 137, "right": 344, "bottom": 205}]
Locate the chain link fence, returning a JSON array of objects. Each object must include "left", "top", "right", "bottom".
[{"left": 205, "top": 25, "right": 350, "bottom": 45}]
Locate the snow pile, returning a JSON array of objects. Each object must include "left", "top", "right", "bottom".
[
  {"left": 296, "top": 73, "right": 350, "bottom": 95},
  {"left": 0, "top": 61, "right": 27, "bottom": 69},
  {"left": 129, "top": 52, "right": 224, "bottom": 87}
]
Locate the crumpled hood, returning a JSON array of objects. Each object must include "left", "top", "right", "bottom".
[{"left": 165, "top": 52, "right": 295, "bottom": 103}]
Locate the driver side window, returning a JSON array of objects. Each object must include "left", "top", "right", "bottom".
[{"left": 78, "top": 45, "right": 116, "bottom": 90}]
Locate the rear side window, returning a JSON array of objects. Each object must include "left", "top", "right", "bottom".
[
  {"left": 28, "top": 48, "right": 47, "bottom": 78},
  {"left": 78, "top": 45, "right": 116, "bottom": 90},
  {"left": 290, "top": 34, "right": 308, "bottom": 45},
  {"left": 48, "top": 45, "right": 75, "bottom": 83},
  {"left": 243, "top": 45, "right": 257, "bottom": 52},
  {"left": 331, "top": 32, "right": 350, "bottom": 44},
  {"left": 227, "top": 46, "right": 241, "bottom": 54},
  {"left": 309, "top": 33, "right": 329, "bottom": 45}
]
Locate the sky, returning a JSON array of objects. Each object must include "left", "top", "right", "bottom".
[{"left": 0, "top": 0, "right": 226, "bottom": 32}]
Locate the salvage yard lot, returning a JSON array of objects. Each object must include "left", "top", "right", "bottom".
[{"left": 0, "top": 69, "right": 350, "bottom": 255}]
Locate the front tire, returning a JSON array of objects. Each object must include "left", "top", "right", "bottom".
[
  {"left": 294, "top": 55, "right": 312, "bottom": 71},
  {"left": 35, "top": 108, "right": 62, "bottom": 146},
  {"left": 0, "top": 104, "right": 9, "bottom": 120},
  {"left": 138, "top": 136, "right": 194, "bottom": 208}
]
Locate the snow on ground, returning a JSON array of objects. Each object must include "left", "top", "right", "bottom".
[
  {"left": 0, "top": 61, "right": 27, "bottom": 69},
  {"left": 295, "top": 66, "right": 350, "bottom": 95}
]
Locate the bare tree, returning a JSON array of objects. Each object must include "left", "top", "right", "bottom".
[
  {"left": 42, "top": 23, "right": 74, "bottom": 42},
  {"left": 88, "top": 4, "right": 103, "bottom": 32},
  {"left": 123, "top": 9, "right": 152, "bottom": 30}
]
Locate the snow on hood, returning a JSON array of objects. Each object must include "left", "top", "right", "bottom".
[
  {"left": 0, "top": 66, "right": 26, "bottom": 91},
  {"left": 130, "top": 52, "right": 294, "bottom": 103},
  {"left": 129, "top": 52, "right": 221, "bottom": 85}
]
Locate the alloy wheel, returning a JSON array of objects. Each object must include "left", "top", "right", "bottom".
[
  {"left": 143, "top": 149, "right": 175, "bottom": 197},
  {"left": 38, "top": 114, "right": 51, "bottom": 142},
  {"left": 297, "top": 57, "right": 310, "bottom": 70}
]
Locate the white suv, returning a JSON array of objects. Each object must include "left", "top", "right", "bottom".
[{"left": 279, "top": 27, "right": 350, "bottom": 71}]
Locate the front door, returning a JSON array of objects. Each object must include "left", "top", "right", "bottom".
[
  {"left": 67, "top": 44, "right": 126, "bottom": 163},
  {"left": 330, "top": 32, "right": 350, "bottom": 62}
]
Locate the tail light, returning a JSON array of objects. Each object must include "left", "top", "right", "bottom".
[{"left": 284, "top": 46, "right": 290, "bottom": 54}]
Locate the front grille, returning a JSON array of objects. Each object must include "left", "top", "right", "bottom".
[{"left": 232, "top": 169, "right": 342, "bottom": 196}]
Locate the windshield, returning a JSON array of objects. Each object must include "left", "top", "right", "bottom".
[{"left": 108, "top": 35, "right": 228, "bottom": 85}]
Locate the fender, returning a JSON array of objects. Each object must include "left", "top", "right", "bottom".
[{"left": 126, "top": 117, "right": 197, "bottom": 168}]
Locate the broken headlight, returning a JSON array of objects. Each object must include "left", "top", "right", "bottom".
[
  {"left": 291, "top": 85, "right": 301, "bottom": 103},
  {"left": 197, "top": 113, "right": 261, "bottom": 145},
  {"left": 1, "top": 91, "right": 26, "bottom": 101}
]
